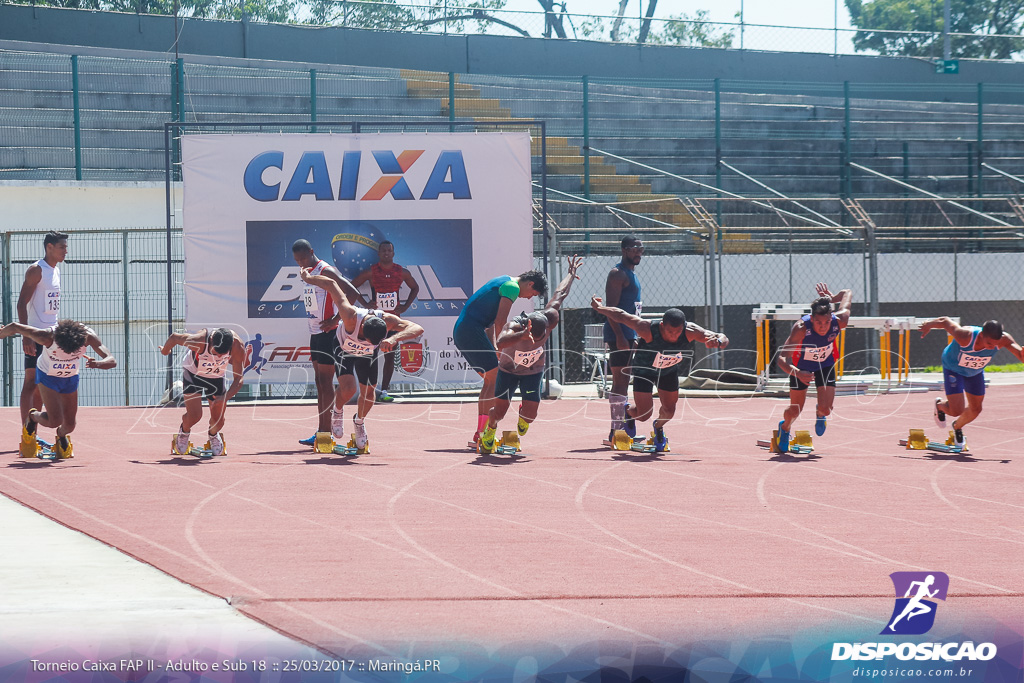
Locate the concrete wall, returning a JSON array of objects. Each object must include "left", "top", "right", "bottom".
[
  {"left": 2, "top": 4, "right": 1023, "bottom": 103},
  {"left": 0, "top": 181, "right": 180, "bottom": 232}
]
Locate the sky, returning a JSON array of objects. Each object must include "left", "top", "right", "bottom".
[{"left": 495, "top": 0, "right": 857, "bottom": 52}]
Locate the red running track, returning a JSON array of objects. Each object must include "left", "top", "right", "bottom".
[{"left": 1, "top": 388, "right": 1022, "bottom": 657}]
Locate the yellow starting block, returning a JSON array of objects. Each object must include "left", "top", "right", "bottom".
[
  {"left": 898, "top": 429, "right": 966, "bottom": 453},
  {"left": 345, "top": 435, "right": 370, "bottom": 455},
  {"left": 792, "top": 431, "right": 812, "bottom": 448},
  {"left": 904, "top": 429, "right": 929, "bottom": 450},
  {"left": 603, "top": 429, "right": 634, "bottom": 451},
  {"left": 495, "top": 431, "right": 520, "bottom": 455},
  {"left": 758, "top": 429, "right": 814, "bottom": 455},
  {"left": 314, "top": 432, "right": 335, "bottom": 454}
]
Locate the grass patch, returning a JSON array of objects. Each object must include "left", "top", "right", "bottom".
[{"left": 916, "top": 363, "right": 1024, "bottom": 373}]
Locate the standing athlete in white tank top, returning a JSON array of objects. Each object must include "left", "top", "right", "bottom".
[
  {"left": 161, "top": 328, "right": 245, "bottom": 457},
  {"left": 16, "top": 231, "right": 67, "bottom": 444}
]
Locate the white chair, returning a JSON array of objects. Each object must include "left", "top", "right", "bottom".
[{"left": 583, "top": 323, "right": 609, "bottom": 398}]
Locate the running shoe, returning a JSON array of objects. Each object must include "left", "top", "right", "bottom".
[
  {"left": 652, "top": 430, "right": 669, "bottom": 453},
  {"left": 934, "top": 398, "right": 946, "bottom": 429},
  {"left": 353, "top": 418, "right": 368, "bottom": 449},
  {"left": 208, "top": 432, "right": 225, "bottom": 456},
  {"left": 815, "top": 415, "right": 827, "bottom": 437},
  {"left": 55, "top": 435, "right": 73, "bottom": 460},
  {"left": 299, "top": 434, "right": 316, "bottom": 447},
  {"left": 480, "top": 426, "right": 496, "bottom": 452},
  {"left": 776, "top": 420, "right": 791, "bottom": 453},
  {"left": 377, "top": 391, "right": 395, "bottom": 403},
  {"left": 174, "top": 428, "right": 190, "bottom": 455},
  {"left": 953, "top": 428, "right": 965, "bottom": 449},
  {"left": 517, "top": 416, "right": 530, "bottom": 436},
  {"left": 331, "top": 409, "right": 345, "bottom": 441},
  {"left": 623, "top": 404, "right": 637, "bottom": 438}
]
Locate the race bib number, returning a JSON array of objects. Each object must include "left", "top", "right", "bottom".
[
  {"left": 45, "top": 289, "right": 61, "bottom": 314},
  {"left": 50, "top": 360, "right": 80, "bottom": 378},
  {"left": 302, "top": 285, "right": 319, "bottom": 316},
  {"left": 635, "top": 301, "right": 643, "bottom": 315},
  {"left": 514, "top": 348, "right": 544, "bottom": 368},
  {"left": 652, "top": 352, "right": 684, "bottom": 369},
  {"left": 958, "top": 352, "right": 991, "bottom": 370},
  {"left": 341, "top": 337, "right": 375, "bottom": 356},
  {"left": 198, "top": 356, "right": 229, "bottom": 376},
  {"left": 376, "top": 291, "right": 398, "bottom": 311},
  {"left": 803, "top": 344, "right": 833, "bottom": 363}
]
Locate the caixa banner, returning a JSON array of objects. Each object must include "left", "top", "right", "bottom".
[{"left": 181, "top": 133, "right": 533, "bottom": 386}]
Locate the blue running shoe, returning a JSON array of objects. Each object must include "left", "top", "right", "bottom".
[
  {"left": 298, "top": 434, "right": 316, "bottom": 447},
  {"left": 37, "top": 436, "right": 53, "bottom": 449},
  {"left": 776, "top": 421, "right": 791, "bottom": 453},
  {"left": 624, "top": 404, "right": 636, "bottom": 438},
  {"left": 815, "top": 415, "right": 827, "bottom": 437},
  {"left": 652, "top": 430, "right": 669, "bottom": 453}
]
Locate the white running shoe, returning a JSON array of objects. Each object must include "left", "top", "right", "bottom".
[
  {"left": 953, "top": 428, "right": 966, "bottom": 449},
  {"left": 353, "top": 417, "right": 368, "bottom": 449},
  {"left": 331, "top": 409, "right": 345, "bottom": 441},
  {"left": 209, "top": 432, "right": 225, "bottom": 456},
  {"left": 934, "top": 398, "right": 946, "bottom": 429},
  {"left": 175, "top": 429, "right": 190, "bottom": 455}
]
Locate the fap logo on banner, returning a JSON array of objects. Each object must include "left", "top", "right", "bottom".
[{"left": 181, "top": 132, "right": 534, "bottom": 386}]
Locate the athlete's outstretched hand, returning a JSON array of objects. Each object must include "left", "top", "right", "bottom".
[
  {"left": 590, "top": 295, "right": 603, "bottom": 311},
  {"left": 299, "top": 267, "right": 313, "bottom": 283},
  {"left": 566, "top": 254, "right": 583, "bottom": 280},
  {"left": 380, "top": 337, "right": 397, "bottom": 353},
  {"left": 815, "top": 282, "right": 832, "bottom": 300}
]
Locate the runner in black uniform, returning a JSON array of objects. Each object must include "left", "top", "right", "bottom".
[{"left": 591, "top": 297, "right": 728, "bottom": 452}]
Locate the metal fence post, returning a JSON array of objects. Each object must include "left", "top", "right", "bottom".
[
  {"left": 309, "top": 68, "right": 317, "bottom": 133},
  {"left": 171, "top": 61, "right": 180, "bottom": 181},
  {"left": 714, "top": 78, "right": 722, "bottom": 226},
  {"left": 122, "top": 230, "right": 131, "bottom": 405},
  {"left": 582, "top": 75, "right": 590, "bottom": 252},
  {"left": 71, "top": 55, "right": 82, "bottom": 181},
  {"left": 2, "top": 232, "right": 11, "bottom": 406},
  {"left": 976, "top": 82, "right": 984, "bottom": 198},
  {"left": 448, "top": 71, "right": 455, "bottom": 132},
  {"left": 843, "top": 81, "right": 851, "bottom": 198}
]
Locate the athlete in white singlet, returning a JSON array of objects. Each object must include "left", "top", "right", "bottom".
[
  {"left": 0, "top": 319, "right": 116, "bottom": 460},
  {"left": 291, "top": 239, "right": 361, "bottom": 446},
  {"left": 300, "top": 267, "right": 424, "bottom": 450},
  {"left": 161, "top": 328, "right": 244, "bottom": 456},
  {"left": 16, "top": 231, "right": 67, "bottom": 444}
]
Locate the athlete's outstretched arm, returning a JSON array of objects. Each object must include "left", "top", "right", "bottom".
[
  {"left": 545, "top": 255, "right": 583, "bottom": 315},
  {"left": 320, "top": 265, "right": 360, "bottom": 305},
  {"left": 84, "top": 331, "right": 117, "bottom": 369},
  {"left": 0, "top": 322, "right": 54, "bottom": 348},
  {"left": 378, "top": 314, "right": 424, "bottom": 353},
  {"left": 776, "top": 321, "right": 814, "bottom": 384},
  {"left": 816, "top": 283, "right": 853, "bottom": 328},
  {"left": 685, "top": 323, "right": 729, "bottom": 349},
  {"left": 919, "top": 316, "right": 972, "bottom": 345},
  {"left": 160, "top": 330, "right": 206, "bottom": 356},
  {"left": 998, "top": 332, "right": 1024, "bottom": 363},
  {"left": 225, "top": 335, "right": 245, "bottom": 399},
  {"left": 300, "top": 269, "right": 358, "bottom": 323},
  {"left": 590, "top": 296, "right": 652, "bottom": 342}
]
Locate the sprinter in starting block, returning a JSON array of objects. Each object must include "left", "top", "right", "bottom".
[
  {"left": 0, "top": 319, "right": 117, "bottom": 460},
  {"left": 774, "top": 283, "right": 852, "bottom": 453},
  {"left": 480, "top": 255, "right": 583, "bottom": 455},
  {"left": 591, "top": 297, "right": 729, "bottom": 453},
  {"left": 920, "top": 316, "right": 1024, "bottom": 451}
]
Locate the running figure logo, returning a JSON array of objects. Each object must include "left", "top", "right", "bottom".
[
  {"left": 243, "top": 333, "right": 270, "bottom": 376},
  {"left": 882, "top": 571, "right": 949, "bottom": 635}
]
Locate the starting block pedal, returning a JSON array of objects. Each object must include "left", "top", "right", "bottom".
[
  {"left": 603, "top": 430, "right": 634, "bottom": 451},
  {"left": 630, "top": 436, "right": 656, "bottom": 453},
  {"left": 898, "top": 429, "right": 967, "bottom": 453},
  {"left": 36, "top": 446, "right": 59, "bottom": 461},
  {"left": 494, "top": 431, "right": 521, "bottom": 455},
  {"left": 189, "top": 446, "right": 215, "bottom": 459},
  {"left": 345, "top": 435, "right": 370, "bottom": 455},
  {"left": 757, "top": 429, "right": 814, "bottom": 455},
  {"left": 313, "top": 432, "right": 335, "bottom": 454}
]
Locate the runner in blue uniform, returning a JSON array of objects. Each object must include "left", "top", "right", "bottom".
[
  {"left": 454, "top": 270, "right": 548, "bottom": 446},
  {"left": 603, "top": 235, "right": 643, "bottom": 443},
  {"left": 775, "top": 283, "right": 852, "bottom": 452},
  {"left": 920, "top": 317, "right": 1023, "bottom": 448}
]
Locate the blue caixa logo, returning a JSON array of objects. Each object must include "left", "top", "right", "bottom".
[{"left": 881, "top": 571, "right": 949, "bottom": 635}]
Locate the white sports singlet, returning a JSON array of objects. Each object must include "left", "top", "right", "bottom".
[
  {"left": 304, "top": 259, "right": 338, "bottom": 335},
  {"left": 182, "top": 331, "right": 232, "bottom": 378},
  {"left": 336, "top": 307, "right": 384, "bottom": 357},
  {"left": 27, "top": 259, "right": 61, "bottom": 328},
  {"left": 36, "top": 326, "right": 89, "bottom": 378}
]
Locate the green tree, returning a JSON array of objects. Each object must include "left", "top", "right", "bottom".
[
  {"left": 845, "top": 0, "right": 1024, "bottom": 59},
  {"left": 646, "top": 10, "right": 735, "bottom": 48}
]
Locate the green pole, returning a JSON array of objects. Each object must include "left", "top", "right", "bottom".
[
  {"left": 71, "top": 55, "right": 82, "bottom": 181},
  {"left": 310, "top": 69, "right": 317, "bottom": 133},
  {"left": 714, "top": 78, "right": 722, "bottom": 226},
  {"left": 582, "top": 75, "right": 590, "bottom": 252},
  {"left": 976, "top": 82, "right": 984, "bottom": 198},
  {"left": 122, "top": 230, "right": 131, "bottom": 406},
  {"left": 176, "top": 58, "right": 185, "bottom": 125},
  {"left": 2, "top": 233, "right": 12, "bottom": 406},
  {"left": 843, "top": 81, "right": 851, "bottom": 197},
  {"left": 448, "top": 71, "right": 455, "bottom": 132}
]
